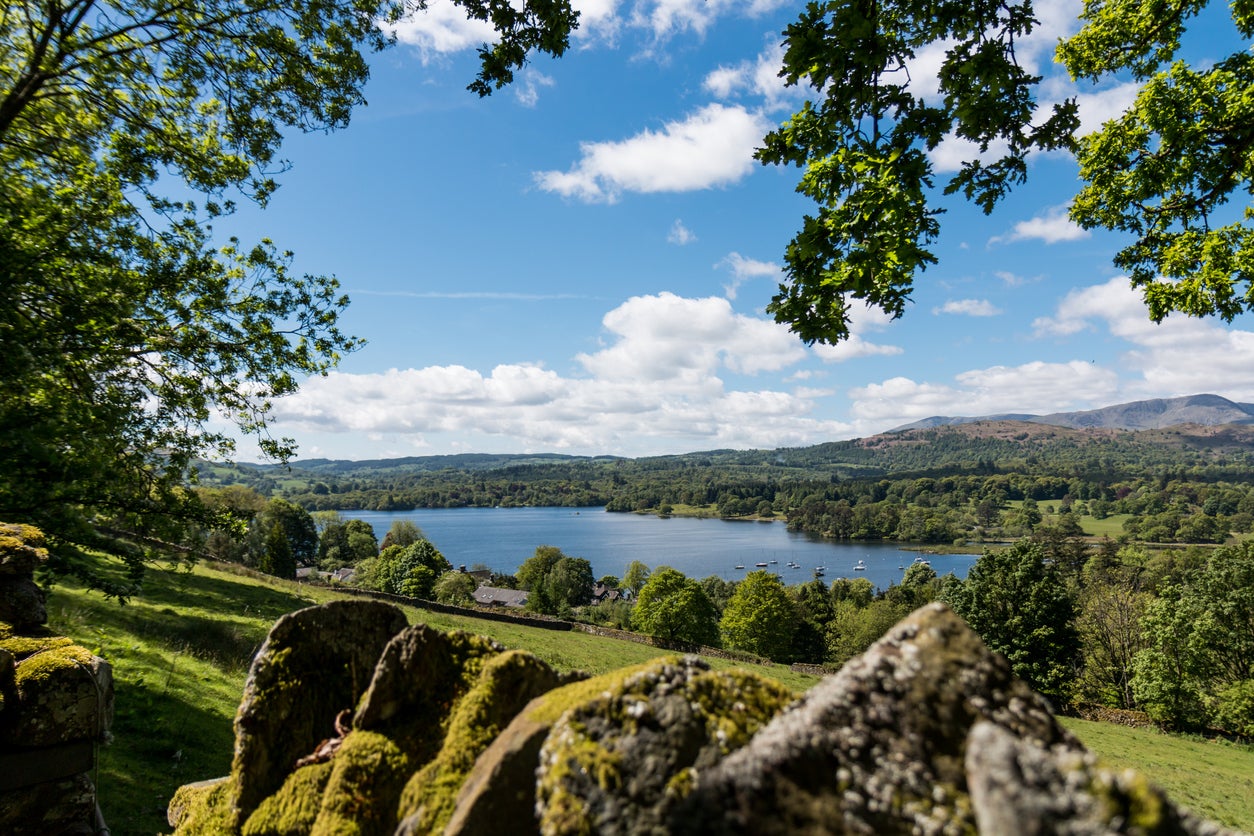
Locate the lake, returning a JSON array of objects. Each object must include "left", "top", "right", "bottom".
[{"left": 347, "top": 506, "right": 977, "bottom": 590}]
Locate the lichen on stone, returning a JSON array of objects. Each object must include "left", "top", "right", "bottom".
[{"left": 535, "top": 656, "right": 795, "bottom": 836}]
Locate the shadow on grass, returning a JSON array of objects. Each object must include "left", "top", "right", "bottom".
[{"left": 97, "top": 670, "right": 239, "bottom": 834}]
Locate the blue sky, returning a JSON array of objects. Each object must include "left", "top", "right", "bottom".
[{"left": 215, "top": 0, "right": 1254, "bottom": 462}]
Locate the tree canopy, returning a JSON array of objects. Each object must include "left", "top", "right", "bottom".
[
  {"left": 765, "top": 0, "right": 1254, "bottom": 344},
  {"left": 632, "top": 567, "right": 719, "bottom": 646},
  {"left": 0, "top": 0, "right": 576, "bottom": 594}
]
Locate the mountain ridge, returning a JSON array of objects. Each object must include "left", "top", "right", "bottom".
[{"left": 888, "top": 393, "right": 1254, "bottom": 433}]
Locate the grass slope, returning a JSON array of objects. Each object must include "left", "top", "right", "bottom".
[
  {"left": 1061, "top": 717, "right": 1254, "bottom": 831},
  {"left": 44, "top": 560, "right": 1254, "bottom": 834}
]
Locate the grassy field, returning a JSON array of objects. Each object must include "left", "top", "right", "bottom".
[
  {"left": 1061, "top": 717, "right": 1254, "bottom": 831},
  {"left": 43, "top": 559, "right": 1254, "bottom": 834}
]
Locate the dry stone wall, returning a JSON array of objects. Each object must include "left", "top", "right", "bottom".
[
  {"left": 0, "top": 524, "right": 113, "bottom": 835},
  {"left": 169, "top": 597, "right": 1249, "bottom": 835}
]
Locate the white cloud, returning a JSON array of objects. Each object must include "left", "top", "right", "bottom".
[
  {"left": 576, "top": 292, "right": 806, "bottom": 380},
  {"left": 848, "top": 360, "right": 1119, "bottom": 430},
  {"left": 1073, "top": 82, "right": 1141, "bottom": 135},
  {"left": 533, "top": 104, "right": 771, "bottom": 202},
  {"left": 630, "top": 0, "right": 790, "bottom": 40},
  {"left": 934, "top": 299, "right": 1002, "bottom": 317},
  {"left": 702, "top": 41, "right": 793, "bottom": 110},
  {"left": 929, "top": 133, "right": 1011, "bottom": 175},
  {"left": 668, "top": 219, "right": 697, "bottom": 245},
  {"left": 990, "top": 204, "right": 1090, "bottom": 246},
  {"left": 716, "top": 251, "right": 779, "bottom": 299},
  {"left": 384, "top": 0, "right": 497, "bottom": 56},
  {"left": 265, "top": 293, "right": 850, "bottom": 457},
  {"left": 1030, "top": 278, "right": 1254, "bottom": 400},
  {"left": 514, "top": 70, "right": 556, "bottom": 107},
  {"left": 810, "top": 304, "right": 904, "bottom": 363}
]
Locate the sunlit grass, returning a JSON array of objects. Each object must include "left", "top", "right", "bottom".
[{"left": 1061, "top": 717, "right": 1254, "bottom": 831}]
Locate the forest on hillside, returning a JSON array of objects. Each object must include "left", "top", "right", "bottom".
[{"left": 197, "top": 422, "right": 1254, "bottom": 547}]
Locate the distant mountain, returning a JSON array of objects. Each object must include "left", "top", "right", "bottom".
[{"left": 888, "top": 394, "right": 1254, "bottom": 433}]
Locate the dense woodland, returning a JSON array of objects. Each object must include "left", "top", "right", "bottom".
[
  {"left": 200, "top": 422, "right": 1254, "bottom": 546},
  {"left": 191, "top": 421, "right": 1254, "bottom": 739}
]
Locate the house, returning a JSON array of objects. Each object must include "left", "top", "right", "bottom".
[
  {"left": 590, "top": 583, "right": 623, "bottom": 605},
  {"left": 472, "top": 586, "right": 529, "bottom": 608}
]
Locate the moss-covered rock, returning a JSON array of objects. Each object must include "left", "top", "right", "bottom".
[
  {"left": 535, "top": 655, "right": 796, "bottom": 836},
  {"left": 241, "top": 762, "right": 333, "bottom": 836},
  {"left": 394, "top": 649, "right": 566, "bottom": 834},
  {"left": 0, "top": 646, "right": 13, "bottom": 715},
  {"left": 0, "top": 772, "right": 96, "bottom": 835},
  {"left": 310, "top": 730, "right": 411, "bottom": 836},
  {"left": 229, "top": 599, "right": 408, "bottom": 827},
  {"left": 5, "top": 644, "right": 113, "bottom": 747},
  {"left": 0, "top": 577, "right": 46, "bottom": 631},
  {"left": 444, "top": 658, "right": 677, "bottom": 836},
  {"left": 0, "top": 523, "right": 48, "bottom": 577},
  {"left": 352, "top": 624, "right": 503, "bottom": 757},
  {"left": 168, "top": 777, "right": 235, "bottom": 835}
]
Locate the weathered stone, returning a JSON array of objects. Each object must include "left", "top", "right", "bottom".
[
  {"left": 394, "top": 649, "right": 567, "bottom": 835},
  {"left": 353, "top": 624, "right": 503, "bottom": 752},
  {"left": 0, "top": 772, "right": 95, "bottom": 835},
  {"left": 966, "top": 721, "right": 1241, "bottom": 836},
  {"left": 670, "top": 602, "right": 1080, "bottom": 835},
  {"left": 445, "top": 659, "right": 687, "bottom": 836},
  {"left": 535, "top": 655, "right": 796, "bottom": 836},
  {"left": 0, "top": 577, "right": 47, "bottom": 630},
  {"left": 0, "top": 523, "right": 48, "bottom": 577},
  {"left": 229, "top": 599, "right": 408, "bottom": 827},
  {"left": 4, "top": 645, "right": 113, "bottom": 747}
]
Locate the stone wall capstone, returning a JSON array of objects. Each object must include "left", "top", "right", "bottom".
[
  {"left": 168, "top": 598, "right": 1251, "bottom": 835},
  {"left": 0, "top": 523, "right": 113, "bottom": 835}
]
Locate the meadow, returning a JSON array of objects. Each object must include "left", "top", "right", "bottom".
[{"left": 45, "top": 559, "right": 1254, "bottom": 834}]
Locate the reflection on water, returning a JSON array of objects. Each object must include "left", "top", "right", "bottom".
[{"left": 347, "top": 506, "right": 976, "bottom": 590}]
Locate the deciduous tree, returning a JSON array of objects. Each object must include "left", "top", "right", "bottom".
[
  {"left": 944, "top": 540, "right": 1080, "bottom": 703},
  {"left": 720, "top": 570, "right": 797, "bottom": 661},
  {"left": 0, "top": 0, "right": 577, "bottom": 596},
  {"left": 764, "top": 0, "right": 1254, "bottom": 344},
  {"left": 632, "top": 567, "right": 719, "bottom": 646}
]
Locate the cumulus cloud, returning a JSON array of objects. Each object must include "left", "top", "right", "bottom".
[
  {"left": 266, "top": 293, "right": 849, "bottom": 456},
  {"left": 810, "top": 304, "right": 904, "bottom": 363},
  {"left": 383, "top": 0, "right": 496, "bottom": 56},
  {"left": 716, "top": 252, "right": 779, "bottom": 299},
  {"left": 1030, "top": 277, "right": 1254, "bottom": 400},
  {"left": 533, "top": 104, "right": 771, "bottom": 202},
  {"left": 934, "top": 299, "right": 1002, "bottom": 317},
  {"left": 630, "top": 0, "right": 790, "bottom": 40},
  {"left": 668, "top": 219, "right": 697, "bottom": 245},
  {"left": 841, "top": 278, "right": 1254, "bottom": 436},
  {"left": 576, "top": 292, "right": 806, "bottom": 379},
  {"left": 702, "top": 41, "right": 794, "bottom": 110},
  {"left": 848, "top": 360, "right": 1119, "bottom": 430},
  {"left": 989, "top": 204, "right": 1090, "bottom": 246}
]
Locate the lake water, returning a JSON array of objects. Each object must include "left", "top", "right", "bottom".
[{"left": 348, "top": 507, "right": 977, "bottom": 590}]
